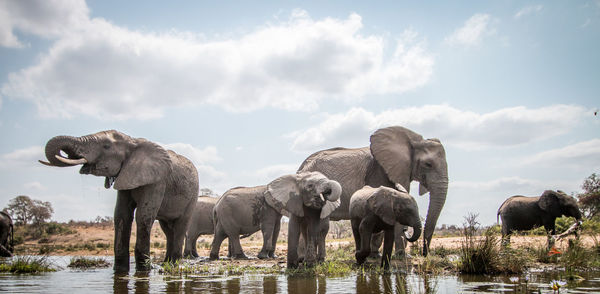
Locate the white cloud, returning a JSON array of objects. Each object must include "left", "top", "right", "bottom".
[
  {"left": 288, "top": 104, "right": 587, "bottom": 152},
  {"left": 161, "top": 143, "right": 227, "bottom": 188},
  {"left": 1, "top": 4, "right": 434, "bottom": 119},
  {"left": 445, "top": 13, "right": 495, "bottom": 47},
  {"left": 514, "top": 5, "right": 543, "bottom": 19},
  {"left": 521, "top": 139, "right": 600, "bottom": 169},
  {"left": 250, "top": 164, "right": 298, "bottom": 183},
  {"left": 0, "top": 146, "right": 43, "bottom": 168},
  {"left": 24, "top": 181, "right": 47, "bottom": 191},
  {"left": 0, "top": 0, "right": 89, "bottom": 48}
]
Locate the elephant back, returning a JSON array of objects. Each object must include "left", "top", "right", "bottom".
[{"left": 349, "top": 186, "right": 379, "bottom": 219}]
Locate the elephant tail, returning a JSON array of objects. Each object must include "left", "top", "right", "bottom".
[{"left": 497, "top": 196, "right": 514, "bottom": 225}]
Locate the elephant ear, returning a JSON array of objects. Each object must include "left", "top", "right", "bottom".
[
  {"left": 367, "top": 188, "right": 397, "bottom": 226},
  {"left": 265, "top": 174, "right": 304, "bottom": 217},
  {"left": 113, "top": 139, "right": 172, "bottom": 190},
  {"left": 370, "top": 126, "right": 423, "bottom": 185},
  {"left": 538, "top": 190, "right": 561, "bottom": 216},
  {"left": 320, "top": 198, "right": 340, "bottom": 219}
]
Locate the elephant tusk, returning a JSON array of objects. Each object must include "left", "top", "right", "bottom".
[
  {"left": 55, "top": 155, "right": 87, "bottom": 165},
  {"left": 319, "top": 193, "right": 325, "bottom": 202},
  {"left": 38, "top": 160, "right": 53, "bottom": 166}
]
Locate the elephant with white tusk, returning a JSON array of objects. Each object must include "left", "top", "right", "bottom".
[{"left": 40, "top": 130, "right": 199, "bottom": 272}]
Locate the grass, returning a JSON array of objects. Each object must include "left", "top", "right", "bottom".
[
  {"left": 0, "top": 256, "right": 56, "bottom": 273},
  {"left": 68, "top": 256, "right": 111, "bottom": 269}
]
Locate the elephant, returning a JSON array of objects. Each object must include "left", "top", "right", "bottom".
[
  {"left": 0, "top": 211, "right": 14, "bottom": 257},
  {"left": 266, "top": 171, "right": 342, "bottom": 268},
  {"left": 350, "top": 185, "right": 422, "bottom": 270},
  {"left": 497, "top": 190, "right": 582, "bottom": 247},
  {"left": 298, "top": 126, "right": 448, "bottom": 257},
  {"left": 209, "top": 171, "right": 341, "bottom": 266},
  {"left": 184, "top": 196, "right": 219, "bottom": 258},
  {"left": 40, "top": 130, "right": 199, "bottom": 272}
]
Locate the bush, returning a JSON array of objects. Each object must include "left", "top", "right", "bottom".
[
  {"left": 0, "top": 256, "right": 56, "bottom": 273},
  {"left": 458, "top": 213, "right": 500, "bottom": 274},
  {"left": 68, "top": 257, "right": 111, "bottom": 269}
]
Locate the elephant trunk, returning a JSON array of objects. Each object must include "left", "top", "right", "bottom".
[
  {"left": 422, "top": 180, "right": 448, "bottom": 256},
  {"left": 406, "top": 220, "right": 422, "bottom": 242},
  {"left": 41, "top": 135, "right": 90, "bottom": 167},
  {"left": 323, "top": 180, "right": 342, "bottom": 202}
]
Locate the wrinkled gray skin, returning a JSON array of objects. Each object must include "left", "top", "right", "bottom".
[
  {"left": 497, "top": 190, "right": 582, "bottom": 247},
  {"left": 298, "top": 126, "right": 448, "bottom": 257},
  {"left": 0, "top": 211, "right": 13, "bottom": 257},
  {"left": 210, "top": 172, "right": 341, "bottom": 267},
  {"left": 350, "top": 185, "right": 422, "bottom": 270},
  {"left": 40, "top": 130, "right": 199, "bottom": 272},
  {"left": 184, "top": 196, "right": 219, "bottom": 258}
]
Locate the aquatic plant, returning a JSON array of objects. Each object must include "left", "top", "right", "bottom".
[
  {"left": 68, "top": 256, "right": 110, "bottom": 268},
  {"left": 458, "top": 213, "right": 500, "bottom": 274},
  {"left": 0, "top": 256, "right": 56, "bottom": 273}
]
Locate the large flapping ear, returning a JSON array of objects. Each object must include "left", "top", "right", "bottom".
[
  {"left": 370, "top": 126, "right": 423, "bottom": 184},
  {"left": 538, "top": 190, "right": 561, "bottom": 216},
  {"left": 113, "top": 139, "right": 172, "bottom": 190},
  {"left": 367, "top": 188, "right": 397, "bottom": 226},
  {"left": 265, "top": 174, "right": 304, "bottom": 217},
  {"left": 320, "top": 198, "right": 340, "bottom": 219}
]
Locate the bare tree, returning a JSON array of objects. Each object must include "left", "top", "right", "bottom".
[{"left": 5, "top": 195, "right": 33, "bottom": 225}]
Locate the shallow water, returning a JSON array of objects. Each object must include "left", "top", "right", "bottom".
[{"left": 0, "top": 256, "right": 599, "bottom": 293}]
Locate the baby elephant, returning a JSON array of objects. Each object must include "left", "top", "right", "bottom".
[
  {"left": 184, "top": 196, "right": 219, "bottom": 258},
  {"left": 350, "top": 185, "right": 422, "bottom": 270},
  {"left": 497, "top": 190, "right": 582, "bottom": 247}
]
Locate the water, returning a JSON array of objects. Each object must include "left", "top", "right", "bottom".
[{"left": 1, "top": 257, "right": 599, "bottom": 293}]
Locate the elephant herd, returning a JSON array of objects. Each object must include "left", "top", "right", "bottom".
[{"left": 36, "top": 126, "right": 582, "bottom": 272}]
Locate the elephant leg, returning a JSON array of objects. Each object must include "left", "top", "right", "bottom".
[
  {"left": 159, "top": 220, "right": 174, "bottom": 262},
  {"left": 167, "top": 200, "right": 195, "bottom": 263},
  {"left": 287, "top": 216, "right": 301, "bottom": 269},
  {"left": 209, "top": 222, "right": 227, "bottom": 260},
  {"left": 229, "top": 233, "right": 247, "bottom": 259},
  {"left": 270, "top": 215, "right": 282, "bottom": 258},
  {"left": 394, "top": 224, "right": 408, "bottom": 257},
  {"left": 297, "top": 234, "right": 306, "bottom": 263},
  {"left": 184, "top": 225, "right": 200, "bottom": 258},
  {"left": 357, "top": 216, "right": 377, "bottom": 265},
  {"left": 259, "top": 222, "right": 274, "bottom": 259},
  {"left": 370, "top": 231, "right": 383, "bottom": 258},
  {"left": 113, "top": 190, "right": 136, "bottom": 273},
  {"left": 351, "top": 218, "right": 361, "bottom": 252},
  {"left": 304, "top": 219, "right": 318, "bottom": 267},
  {"left": 382, "top": 228, "right": 394, "bottom": 270},
  {"left": 317, "top": 218, "right": 329, "bottom": 262}
]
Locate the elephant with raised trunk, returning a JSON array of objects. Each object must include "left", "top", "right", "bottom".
[
  {"left": 497, "top": 190, "right": 582, "bottom": 247},
  {"left": 298, "top": 126, "right": 448, "bottom": 257},
  {"left": 210, "top": 171, "right": 341, "bottom": 266},
  {"left": 350, "top": 185, "right": 421, "bottom": 270},
  {"left": 40, "top": 130, "right": 199, "bottom": 272}
]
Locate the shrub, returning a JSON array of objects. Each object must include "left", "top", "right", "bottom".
[
  {"left": 68, "top": 257, "right": 111, "bottom": 268},
  {"left": 458, "top": 213, "right": 500, "bottom": 274},
  {"left": 0, "top": 256, "right": 56, "bottom": 273}
]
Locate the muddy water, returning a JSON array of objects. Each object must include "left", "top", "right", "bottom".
[{"left": 1, "top": 257, "right": 599, "bottom": 293}]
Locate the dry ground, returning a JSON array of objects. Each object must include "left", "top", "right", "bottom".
[{"left": 16, "top": 222, "right": 596, "bottom": 260}]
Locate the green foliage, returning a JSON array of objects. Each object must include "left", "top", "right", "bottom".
[
  {"left": 458, "top": 213, "right": 501, "bottom": 274},
  {"left": 577, "top": 173, "right": 600, "bottom": 218},
  {"left": 0, "top": 256, "right": 56, "bottom": 273},
  {"left": 4, "top": 195, "right": 53, "bottom": 226},
  {"left": 68, "top": 257, "right": 110, "bottom": 268},
  {"left": 555, "top": 216, "right": 577, "bottom": 234}
]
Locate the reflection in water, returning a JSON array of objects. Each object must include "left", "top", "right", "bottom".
[
  {"left": 263, "top": 275, "right": 278, "bottom": 294},
  {"left": 287, "top": 275, "right": 326, "bottom": 294}
]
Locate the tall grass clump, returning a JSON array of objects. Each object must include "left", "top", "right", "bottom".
[
  {"left": 458, "top": 213, "right": 500, "bottom": 274},
  {"left": 68, "top": 256, "right": 110, "bottom": 269},
  {"left": 0, "top": 256, "right": 56, "bottom": 273}
]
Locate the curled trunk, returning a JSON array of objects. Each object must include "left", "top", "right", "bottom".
[
  {"left": 323, "top": 180, "right": 342, "bottom": 202},
  {"left": 41, "top": 135, "right": 87, "bottom": 167},
  {"left": 406, "top": 220, "right": 422, "bottom": 242}
]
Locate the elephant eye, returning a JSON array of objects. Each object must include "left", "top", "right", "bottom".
[
  {"left": 423, "top": 161, "right": 433, "bottom": 169},
  {"left": 103, "top": 144, "right": 111, "bottom": 150}
]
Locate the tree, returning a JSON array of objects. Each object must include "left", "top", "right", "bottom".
[
  {"left": 199, "top": 188, "right": 218, "bottom": 197},
  {"left": 4, "top": 195, "right": 53, "bottom": 226},
  {"left": 577, "top": 173, "right": 600, "bottom": 219},
  {"left": 5, "top": 195, "right": 34, "bottom": 225}
]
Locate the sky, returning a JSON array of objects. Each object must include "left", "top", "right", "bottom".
[{"left": 0, "top": 0, "right": 598, "bottom": 226}]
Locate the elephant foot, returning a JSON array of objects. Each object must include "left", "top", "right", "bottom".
[
  {"left": 135, "top": 261, "right": 152, "bottom": 272},
  {"left": 356, "top": 251, "right": 368, "bottom": 265},
  {"left": 257, "top": 251, "right": 269, "bottom": 259},
  {"left": 232, "top": 253, "right": 249, "bottom": 260},
  {"left": 209, "top": 253, "right": 219, "bottom": 260},
  {"left": 368, "top": 252, "right": 381, "bottom": 259},
  {"left": 268, "top": 252, "right": 277, "bottom": 259}
]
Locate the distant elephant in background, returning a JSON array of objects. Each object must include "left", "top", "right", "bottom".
[
  {"left": 497, "top": 190, "right": 582, "bottom": 246},
  {"left": 350, "top": 185, "right": 421, "bottom": 270},
  {"left": 184, "top": 196, "right": 219, "bottom": 258},
  {"left": 0, "top": 211, "right": 14, "bottom": 257},
  {"left": 298, "top": 126, "right": 448, "bottom": 257},
  {"left": 40, "top": 130, "right": 199, "bottom": 272},
  {"left": 210, "top": 172, "right": 340, "bottom": 264}
]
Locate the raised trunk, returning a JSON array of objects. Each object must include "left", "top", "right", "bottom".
[
  {"left": 324, "top": 180, "right": 342, "bottom": 202},
  {"left": 42, "top": 136, "right": 84, "bottom": 166},
  {"left": 406, "top": 220, "right": 422, "bottom": 242},
  {"left": 422, "top": 181, "right": 448, "bottom": 256}
]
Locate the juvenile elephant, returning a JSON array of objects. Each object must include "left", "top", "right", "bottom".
[
  {"left": 210, "top": 172, "right": 341, "bottom": 264},
  {"left": 350, "top": 185, "right": 421, "bottom": 270},
  {"left": 497, "top": 190, "right": 582, "bottom": 247},
  {"left": 0, "top": 211, "right": 14, "bottom": 257},
  {"left": 298, "top": 126, "right": 448, "bottom": 257},
  {"left": 184, "top": 196, "right": 219, "bottom": 258},
  {"left": 40, "top": 130, "right": 199, "bottom": 272}
]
